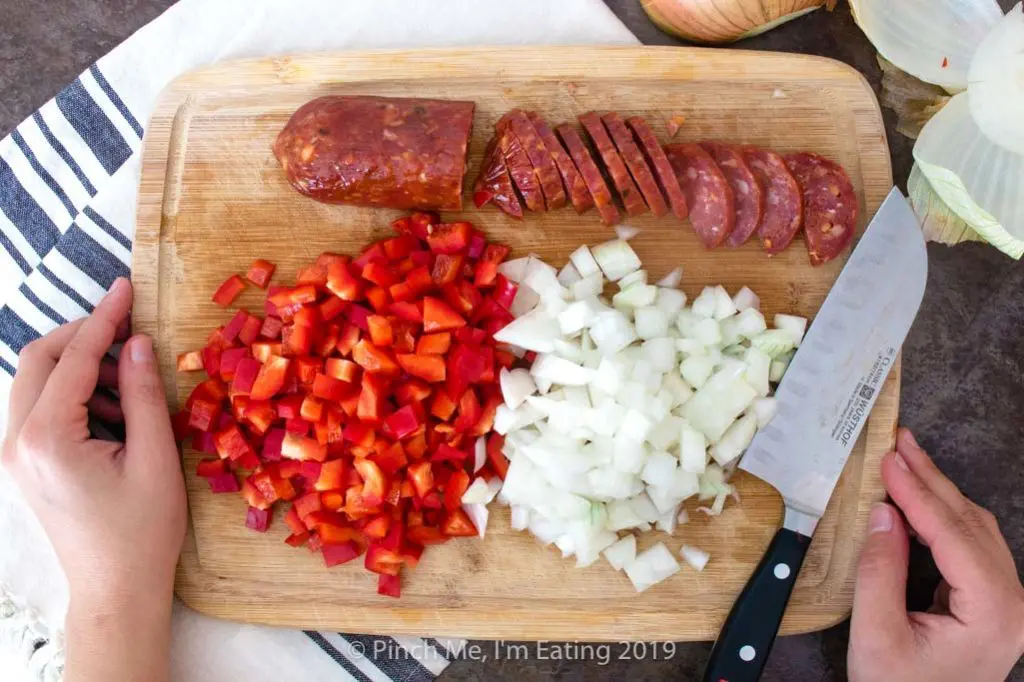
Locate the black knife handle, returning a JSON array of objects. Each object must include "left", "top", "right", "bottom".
[{"left": 702, "top": 527, "right": 812, "bottom": 682}]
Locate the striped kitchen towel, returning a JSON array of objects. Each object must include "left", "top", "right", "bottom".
[{"left": 0, "top": 1, "right": 638, "bottom": 680}]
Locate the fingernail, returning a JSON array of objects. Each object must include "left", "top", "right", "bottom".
[
  {"left": 902, "top": 429, "right": 920, "bottom": 450},
  {"left": 869, "top": 503, "right": 894, "bottom": 534},
  {"left": 105, "top": 277, "right": 127, "bottom": 300},
  {"left": 892, "top": 451, "right": 909, "bottom": 471},
  {"left": 130, "top": 335, "right": 153, "bottom": 365}
]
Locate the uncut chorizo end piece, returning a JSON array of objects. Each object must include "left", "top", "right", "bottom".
[
  {"left": 528, "top": 112, "right": 593, "bottom": 214},
  {"left": 556, "top": 123, "right": 621, "bottom": 226},
  {"left": 784, "top": 152, "right": 858, "bottom": 266},
  {"left": 741, "top": 146, "right": 803, "bottom": 255},
  {"left": 273, "top": 95, "right": 474, "bottom": 211},
  {"left": 496, "top": 114, "right": 545, "bottom": 212},
  {"left": 579, "top": 111, "right": 648, "bottom": 218},
  {"left": 603, "top": 112, "right": 668, "bottom": 218},
  {"left": 626, "top": 116, "right": 688, "bottom": 221},
  {"left": 664, "top": 143, "right": 735, "bottom": 249},
  {"left": 504, "top": 109, "right": 566, "bottom": 211},
  {"left": 473, "top": 136, "right": 524, "bottom": 219},
  {"left": 699, "top": 141, "right": 763, "bottom": 247}
]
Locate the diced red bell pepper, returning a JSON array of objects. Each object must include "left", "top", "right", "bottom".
[
  {"left": 172, "top": 409, "right": 192, "bottom": 442},
  {"left": 323, "top": 358, "right": 359, "bottom": 383},
  {"left": 492, "top": 274, "right": 518, "bottom": 310},
  {"left": 442, "top": 280, "right": 483, "bottom": 317},
  {"left": 377, "top": 573, "right": 401, "bottom": 598},
  {"left": 354, "top": 242, "right": 387, "bottom": 269},
  {"left": 238, "top": 315, "right": 263, "bottom": 346},
  {"left": 385, "top": 405, "right": 421, "bottom": 440},
  {"left": 422, "top": 297, "right": 466, "bottom": 333},
  {"left": 454, "top": 327, "right": 487, "bottom": 345},
  {"left": 201, "top": 345, "right": 222, "bottom": 378},
  {"left": 245, "top": 258, "right": 276, "bottom": 288},
  {"left": 326, "top": 260, "right": 363, "bottom": 301},
  {"left": 467, "top": 231, "right": 486, "bottom": 259},
  {"left": 382, "top": 234, "right": 419, "bottom": 260},
  {"left": 357, "top": 373, "right": 389, "bottom": 424},
  {"left": 245, "top": 401, "right": 277, "bottom": 435},
  {"left": 300, "top": 395, "right": 324, "bottom": 422},
  {"left": 208, "top": 473, "right": 240, "bottom": 493},
  {"left": 453, "top": 389, "right": 481, "bottom": 433},
  {"left": 318, "top": 296, "right": 347, "bottom": 322},
  {"left": 311, "top": 373, "right": 352, "bottom": 403},
  {"left": 364, "top": 544, "right": 402, "bottom": 576},
  {"left": 292, "top": 305, "right": 320, "bottom": 329},
  {"left": 177, "top": 350, "right": 204, "bottom": 372},
  {"left": 365, "top": 286, "right": 390, "bottom": 314},
  {"left": 335, "top": 323, "right": 361, "bottom": 356},
  {"left": 367, "top": 315, "right": 393, "bottom": 347},
  {"left": 281, "top": 433, "right": 327, "bottom": 462},
  {"left": 395, "top": 353, "right": 447, "bottom": 383},
  {"left": 415, "top": 332, "right": 450, "bottom": 355},
  {"left": 432, "top": 443, "right": 468, "bottom": 463},
  {"left": 371, "top": 442, "right": 408, "bottom": 477},
  {"left": 473, "top": 244, "right": 511, "bottom": 287},
  {"left": 250, "top": 356, "right": 291, "bottom": 400},
  {"left": 399, "top": 541, "right": 424, "bottom": 568},
  {"left": 386, "top": 301, "right": 422, "bottom": 323},
  {"left": 194, "top": 430, "right": 217, "bottom": 455},
  {"left": 250, "top": 341, "right": 281, "bottom": 363},
  {"left": 345, "top": 303, "right": 372, "bottom": 332},
  {"left": 430, "top": 390, "right": 457, "bottom": 421},
  {"left": 444, "top": 470, "right": 471, "bottom": 511},
  {"left": 219, "top": 347, "right": 248, "bottom": 382},
  {"left": 407, "top": 461, "right": 434, "bottom": 498},
  {"left": 293, "top": 356, "right": 323, "bottom": 385},
  {"left": 362, "top": 261, "right": 397, "bottom": 287},
  {"left": 314, "top": 459, "right": 346, "bottom": 491},
  {"left": 363, "top": 513, "right": 392, "bottom": 540},
  {"left": 431, "top": 253, "right": 464, "bottom": 285},
  {"left": 426, "top": 222, "right": 472, "bottom": 254},
  {"left": 487, "top": 433, "right": 509, "bottom": 480},
  {"left": 285, "top": 531, "right": 311, "bottom": 547},
  {"left": 295, "top": 262, "right": 328, "bottom": 287},
  {"left": 284, "top": 506, "right": 306, "bottom": 535},
  {"left": 275, "top": 395, "right": 304, "bottom": 420},
  {"left": 393, "top": 379, "right": 431, "bottom": 405},
  {"left": 230, "top": 357, "right": 261, "bottom": 396},
  {"left": 407, "top": 524, "right": 448, "bottom": 545},
  {"left": 262, "top": 428, "right": 286, "bottom": 460},
  {"left": 323, "top": 542, "right": 362, "bottom": 568},
  {"left": 286, "top": 417, "right": 310, "bottom": 435},
  {"left": 195, "top": 458, "right": 226, "bottom": 478},
  {"left": 281, "top": 323, "right": 314, "bottom": 357},
  {"left": 407, "top": 211, "right": 438, "bottom": 239},
  {"left": 188, "top": 398, "right": 221, "bottom": 432},
  {"left": 212, "top": 274, "right": 246, "bottom": 307},
  {"left": 293, "top": 491, "right": 322, "bottom": 519},
  {"left": 352, "top": 339, "right": 400, "bottom": 376},
  {"left": 270, "top": 284, "right": 318, "bottom": 308},
  {"left": 442, "top": 508, "right": 479, "bottom": 537},
  {"left": 215, "top": 423, "right": 255, "bottom": 462}
]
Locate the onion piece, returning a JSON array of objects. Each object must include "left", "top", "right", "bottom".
[
  {"left": 968, "top": 4, "right": 1024, "bottom": 156},
  {"left": 462, "top": 503, "right": 489, "bottom": 538},
  {"left": 731, "top": 286, "right": 760, "bottom": 312},
  {"left": 680, "top": 544, "right": 710, "bottom": 572},
  {"left": 849, "top": 0, "right": 1003, "bottom": 90},
  {"left": 592, "top": 239, "right": 642, "bottom": 282},
  {"left": 569, "top": 245, "right": 601, "bottom": 278},
  {"left": 624, "top": 542, "right": 680, "bottom": 593},
  {"left": 603, "top": 534, "right": 637, "bottom": 571},
  {"left": 656, "top": 266, "right": 683, "bottom": 289},
  {"left": 497, "top": 256, "right": 531, "bottom": 283},
  {"left": 914, "top": 92, "right": 1024, "bottom": 259},
  {"left": 615, "top": 224, "right": 642, "bottom": 241},
  {"left": 474, "top": 436, "right": 487, "bottom": 473}
]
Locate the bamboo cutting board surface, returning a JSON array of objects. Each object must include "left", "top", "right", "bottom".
[{"left": 132, "top": 47, "right": 895, "bottom": 641}]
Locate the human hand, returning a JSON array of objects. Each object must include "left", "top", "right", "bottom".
[
  {"left": 848, "top": 428, "right": 1024, "bottom": 682},
  {"left": 1, "top": 277, "right": 186, "bottom": 613}
]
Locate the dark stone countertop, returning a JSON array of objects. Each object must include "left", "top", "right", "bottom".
[{"left": 1, "top": 1, "right": 1021, "bottom": 680}]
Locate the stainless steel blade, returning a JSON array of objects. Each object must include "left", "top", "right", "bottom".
[{"left": 739, "top": 188, "right": 927, "bottom": 532}]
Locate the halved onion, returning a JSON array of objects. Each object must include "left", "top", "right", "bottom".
[
  {"left": 913, "top": 92, "right": 1024, "bottom": 259},
  {"left": 967, "top": 3, "right": 1024, "bottom": 156},
  {"left": 907, "top": 164, "right": 985, "bottom": 246},
  {"left": 849, "top": 0, "right": 1003, "bottom": 90}
]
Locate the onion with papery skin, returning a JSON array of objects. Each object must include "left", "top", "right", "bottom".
[
  {"left": 641, "top": 0, "right": 827, "bottom": 44},
  {"left": 913, "top": 93, "right": 1024, "bottom": 259},
  {"left": 968, "top": 3, "right": 1024, "bottom": 156},
  {"left": 876, "top": 55, "right": 951, "bottom": 140},
  {"left": 907, "top": 165, "right": 985, "bottom": 247},
  {"left": 849, "top": 0, "right": 1003, "bottom": 91}
]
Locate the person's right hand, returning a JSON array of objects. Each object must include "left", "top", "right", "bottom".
[{"left": 848, "top": 428, "right": 1024, "bottom": 682}]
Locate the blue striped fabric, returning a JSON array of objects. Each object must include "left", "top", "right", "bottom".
[{"left": 0, "top": 49, "right": 452, "bottom": 682}]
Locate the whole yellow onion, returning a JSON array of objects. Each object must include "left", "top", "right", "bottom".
[{"left": 641, "top": 0, "right": 829, "bottom": 44}]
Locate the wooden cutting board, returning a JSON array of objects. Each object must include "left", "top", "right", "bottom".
[{"left": 132, "top": 46, "right": 895, "bottom": 641}]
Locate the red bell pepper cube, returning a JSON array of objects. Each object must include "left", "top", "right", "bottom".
[
  {"left": 321, "top": 490, "right": 346, "bottom": 511},
  {"left": 214, "top": 423, "right": 255, "bottom": 462},
  {"left": 262, "top": 428, "right": 286, "bottom": 461},
  {"left": 250, "top": 341, "right": 281, "bottom": 363},
  {"left": 362, "top": 261, "right": 397, "bottom": 287},
  {"left": 442, "top": 508, "right": 479, "bottom": 537},
  {"left": 343, "top": 422, "right": 375, "bottom": 448},
  {"left": 219, "top": 347, "right": 248, "bottom": 382},
  {"left": 354, "top": 242, "right": 387, "bottom": 269},
  {"left": 357, "top": 373, "right": 389, "bottom": 424},
  {"left": 286, "top": 418, "right": 310, "bottom": 436},
  {"left": 293, "top": 356, "right": 323, "bottom": 385},
  {"left": 245, "top": 258, "right": 276, "bottom": 288},
  {"left": 430, "top": 390, "right": 457, "bottom": 422},
  {"left": 292, "top": 305, "right": 320, "bottom": 329},
  {"left": 454, "top": 327, "right": 487, "bottom": 345},
  {"left": 377, "top": 573, "right": 401, "bottom": 598},
  {"left": 367, "top": 315, "right": 394, "bottom": 347},
  {"left": 407, "top": 525, "right": 449, "bottom": 545},
  {"left": 442, "top": 280, "right": 483, "bottom": 317},
  {"left": 487, "top": 433, "right": 509, "bottom": 479},
  {"left": 281, "top": 433, "right": 328, "bottom": 462},
  {"left": 492, "top": 274, "right": 518, "bottom": 310},
  {"left": 326, "top": 260, "right": 363, "bottom": 301},
  {"left": 245, "top": 401, "right": 277, "bottom": 435},
  {"left": 382, "top": 234, "right": 418, "bottom": 260},
  {"left": 300, "top": 394, "right": 324, "bottom": 422},
  {"left": 426, "top": 222, "right": 472, "bottom": 254},
  {"left": 385, "top": 405, "right": 421, "bottom": 440},
  {"left": 281, "top": 323, "right": 314, "bottom": 356},
  {"left": 230, "top": 358, "right": 261, "bottom": 396},
  {"left": 415, "top": 332, "right": 450, "bottom": 355},
  {"left": 316, "top": 252, "right": 348, "bottom": 269},
  {"left": 390, "top": 323, "right": 415, "bottom": 354},
  {"left": 284, "top": 506, "right": 306, "bottom": 535},
  {"left": 393, "top": 379, "right": 432, "bottom": 405},
  {"left": 407, "top": 461, "right": 434, "bottom": 498},
  {"left": 295, "top": 262, "right": 328, "bottom": 287},
  {"left": 467, "top": 231, "right": 486, "bottom": 259},
  {"left": 453, "top": 389, "right": 482, "bottom": 433},
  {"left": 345, "top": 303, "right": 372, "bottom": 332},
  {"left": 323, "top": 541, "right": 362, "bottom": 568},
  {"left": 406, "top": 266, "right": 434, "bottom": 294},
  {"left": 409, "top": 250, "right": 433, "bottom": 268},
  {"left": 238, "top": 315, "right": 263, "bottom": 346},
  {"left": 195, "top": 458, "right": 226, "bottom": 478},
  {"left": 250, "top": 356, "right": 291, "bottom": 400},
  {"left": 352, "top": 339, "right": 400, "bottom": 376},
  {"left": 363, "top": 514, "right": 392, "bottom": 540},
  {"left": 386, "top": 301, "right": 422, "bottom": 323},
  {"left": 324, "top": 358, "right": 359, "bottom": 383},
  {"left": 393, "top": 352, "right": 444, "bottom": 383},
  {"left": 364, "top": 544, "right": 403, "bottom": 576},
  {"left": 314, "top": 459, "right": 346, "bottom": 492},
  {"left": 176, "top": 350, "right": 204, "bottom": 372},
  {"left": 432, "top": 443, "right": 468, "bottom": 463},
  {"left": 275, "top": 395, "right": 304, "bottom": 420},
  {"left": 470, "top": 393, "right": 503, "bottom": 436},
  {"left": 422, "top": 297, "right": 466, "bottom": 333},
  {"left": 431, "top": 253, "right": 464, "bottom": 285},
  {"left": 318, "top": 296, "right": 347, "bottom": 322},
  {"left": 399, "top": 541, "right": 424, "bottom": 569},
  {"left": 293, "top": 491, "right": 322, "bottom": 519},
  {"left": 172, "top": 410, "right": 193, "bottom": 442},
  {"left": 194, "top": 430, "right": 217, "bottom": 455},
  {"left": 212, "top": 274, "right": 246, "bottom": 307},
  {"left": 201, "top": 345, "right": 222, "bottom": 378},
  {"left": 269, "top": 284, "right": 318, "bottom": 308},
  {"left": 407, "top": 211, "right": 438, "bottom": 239},
  {"left": 473, "top": 244, "right": 511, "bottom": 287},
  {"left": 285, "top": 531, "right": 311, "bottom": 547},
  {"left": 311, "top": 373, "right": 351, "bottom": 403},
  {"left": 208, "top": 473, "right": 240, "bottom": 494},
  {"left": 363, "top": 286, "right": 388, "bottom": 314},
  {"left": 188, "top": 398, "right": 221, "bottom": 432},
  {"left": 444, "top": 470, "right": 471, "bottom": 511},
  {"left": 372, "top": 442, "right": 408, "bottom": 477},
  {"left": 336, "top": 323, "right": 361, "bottom": 356}
]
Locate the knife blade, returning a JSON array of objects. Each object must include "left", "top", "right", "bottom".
[{"left": 703, "top": 188, "right": 927, "bottom": 682}]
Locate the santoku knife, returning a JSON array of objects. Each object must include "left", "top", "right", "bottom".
[{"left": 702, "top": 188, "right": 928, "bottom": 682}]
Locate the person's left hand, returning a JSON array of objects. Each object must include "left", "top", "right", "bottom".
[{"left": 1, "top": 277, "right": 186, "bottom": 613}]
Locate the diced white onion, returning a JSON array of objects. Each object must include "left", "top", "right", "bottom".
[
  {"left": 615, "top": 224, "right": 642, "bottom": 241},
  {"left": 656, "top": 266, "right": 683, "bottom": 288},
  {"left": 462, "top": 503, "right": 490, "bottom": 538},
  {"left": 603, "top": 534, "right": 637, "bottom": 570},
  {"left": 592, "top": 239, "right": 642, "bottom": 282},
  {"left": 680, "top": 544, "right": 710, "bottom": 572},
  {"left": 474, "top": 436, "right": 487, "bottom": 473}
]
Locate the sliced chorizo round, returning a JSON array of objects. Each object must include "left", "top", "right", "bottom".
[
  {"left": 626, "top": 116, "right": 688, "bottom": 221},
  {"left": 699, "top": 141, "right": 763, "bottom": 247},
  {"left": 496, "top": 114, "right": 545, "bottom": 212},
  {"left": 504, "top": 109, "right": 566, "bottom": 210},
  {"left": 664, "top": 143, "right": 735, "bottom": 248},
  {"left": 579, "top": 111, "right": 648, "bottom": 218},
  {"left": 784, "top": 152, "right": 858, "bottom": 266},
  {"left": 742, "top": 147, "right": 803, "bottom": 255},
  {"left": 557, "top": 123, "right": 621, "bottom": 226},
  {"left": 603, "top": 112, "right": 668, "bottom": 218},
  {"left": 473, "top": 136, "right": 524, "bottom": 219},
  {"left": 273, "top": 95, "right": 474, "bottom": 211},
  {"left": 528, "top": 112, "right": 593, "bottom": 214}
]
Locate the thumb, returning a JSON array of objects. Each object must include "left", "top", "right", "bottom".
[
  {"left": 850, "top": 502, "right": 914, "bottom": 646},
  {"left": 118, "top": 335, "right": 176, "bottom": 467}
]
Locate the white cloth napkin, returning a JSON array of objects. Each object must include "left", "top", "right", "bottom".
[{"left": 0, "top": 0, "right": 638, "bottom": 680}]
